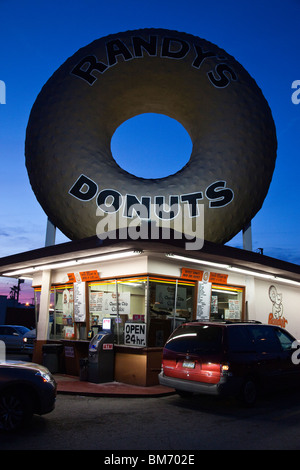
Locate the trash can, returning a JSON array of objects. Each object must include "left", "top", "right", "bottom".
[
  {"left": 79, "top": 357, "right": 89, "bottom": 381},
  {"left": 42, "top": 343, "right": 63, "bottom": 374}
]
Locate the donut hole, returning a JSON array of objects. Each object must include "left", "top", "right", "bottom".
[{"left": 110, "top": 113, "right": 192, "bottom": 179}]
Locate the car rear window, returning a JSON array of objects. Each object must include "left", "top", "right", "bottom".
[{"left": 164, "top": 324, "right": 223, "bottom": 354}]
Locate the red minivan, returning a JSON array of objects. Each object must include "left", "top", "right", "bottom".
[{"left": 159, "top": 321, "right": 300, "bottom": 405}]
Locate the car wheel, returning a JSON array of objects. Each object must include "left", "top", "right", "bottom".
[
  {"left": 238, "top": 377, "right": 258, "bottom": 407},
  {"left": 0, "top": 391, "right": 33, "bottom": 432}
]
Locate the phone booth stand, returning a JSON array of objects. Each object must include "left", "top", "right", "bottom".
[{"left": 88, "top": 320, "right": 115, "bottom": 383}]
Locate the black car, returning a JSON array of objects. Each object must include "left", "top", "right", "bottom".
[
  {"left": 159, "top": 321, "right": 300, "bottom": 405},
  {"left": 0, "top": 361, "right": 57, "bottom": 431},
  {"left": 0, "top": 325, "right": 31, "bottom": 352}
]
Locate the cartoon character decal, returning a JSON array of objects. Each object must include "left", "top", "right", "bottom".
[{"left": 268, "top": 285, "right": 288, "bottom": 328}]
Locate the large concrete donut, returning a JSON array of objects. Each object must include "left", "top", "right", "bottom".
[{"left": 25, "top": 28, "right": 277, "bottom": 244}]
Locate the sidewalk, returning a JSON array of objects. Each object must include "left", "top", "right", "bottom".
[{"left": 55, "top": 374, "right": 176, "bottom": 397}]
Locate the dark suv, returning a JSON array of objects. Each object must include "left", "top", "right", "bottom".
[{"left": 159, "top": 321, "right": 300, "bottom": 405}]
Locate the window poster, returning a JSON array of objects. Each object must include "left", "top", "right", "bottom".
[
  {"left": 90, "top": 291, "right": 104, "bottom": 313},
  {"left": 155, "top": 284, "right": 187, "bottom": 310},
  {"left": 74, "top": 282, "right": 86, "bottom": 322},
  {"left": 211, "top": 295, "right": 218, "bottom": 314},
  {"left": 89, "top": 291, "right": 130, "bottom": 316},
  {"left": 227, "top": 299, "right": 240, "bottom": 319},
  {"left": 62, "top": 288, "right": 73, "bottom": 317}
]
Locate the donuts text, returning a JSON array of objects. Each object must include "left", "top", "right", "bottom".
[
  {"left": 69, "top": 174, "right": 234, "bottom": 217},
  {"left": 71, "top": 35, "right": 237, "bottom": 89}
]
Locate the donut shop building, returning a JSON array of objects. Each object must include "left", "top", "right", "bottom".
[
  {"left": 0, "top": 236, "right": 300, "bottom": 386},
  {"left": 9, "top": 27, "right": 289, "bottom": 386}
]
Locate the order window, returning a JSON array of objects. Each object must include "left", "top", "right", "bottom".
[{"left": 210, "top": 285, "right": 244, "bottom": 321}]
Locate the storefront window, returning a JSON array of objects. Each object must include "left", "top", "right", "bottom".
[
  {"left": 89, "top": 280, "right": 116, "bottom": 332},
  {"left": 34, "top": 288, "right": 55, "bottom": 338},
  {"left": 34, "top": 276, "right": 245, "bottom": 343},
  {"left": 88, "top": 278, "right": 147, "bottom": 345},
  {"left": 34, "top": 275, "right": 196, "bottom": 345},
  {"left": 210, "top": 285, "right": 244, "bottom": 321},
  {"left": 88, "top": 276, "right": 195, "bottom": 346},
  {"left": 117, "top": 278, "right": 147, "bottom": 346},
  {"left": 34, "top": 289, "right": 40, "bottom": 327},
  {"left": 50, "top": 285, "right": 74, "bottom": 339},
  {"left": 148, "top": 278, "right": 195, "bottom": 346}
]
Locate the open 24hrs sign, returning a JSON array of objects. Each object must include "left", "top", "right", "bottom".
[{"left": 124, "top": 322, "right": 146, "bottom": 346}]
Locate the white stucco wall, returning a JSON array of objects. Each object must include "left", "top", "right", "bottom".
[{"left": 253, "top": 279, "right": 300, "bottom": 339}]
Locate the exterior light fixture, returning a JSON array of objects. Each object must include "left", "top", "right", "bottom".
[
  {"left": 165, "top": 253, "right": 230, "bottom": 270},
  {"left": 273, "top": 277, "right": 300, "bottom": 287},
  {"left": 2, "top": 250, "right": 143, "bottom": 277},
  {"left": 226, "top": 266, "right": 274, "bottom": 280},
  {"left": 165, "top": 253, "right": 300, "bottom": 287}
]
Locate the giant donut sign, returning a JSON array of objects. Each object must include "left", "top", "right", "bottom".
[{"left": 25, "top": 29, "right": 277, "bottom": 244}]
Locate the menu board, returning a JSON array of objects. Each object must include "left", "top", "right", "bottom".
[
  {"left": 196, "top": 281, "right": 212, "bottom": 320},
  {"left": 73, "top": 282, "right": 86, "bottom": 322}
]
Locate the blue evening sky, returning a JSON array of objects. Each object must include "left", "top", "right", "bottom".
[{"left": 0, "top": 0, "right": 299, "bottom": 301}]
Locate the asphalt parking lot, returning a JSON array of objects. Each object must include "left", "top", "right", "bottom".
[{"left": 2, "top": 386, "right": 300, "bottom": 451}]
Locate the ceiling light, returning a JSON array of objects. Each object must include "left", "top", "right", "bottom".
[
  {"left": 2, "top": 250, "right": 142, "bottom": 277},
  {"left": 2, "top": 267, "right": 36, "bottom": 277},
  {"left": 165, "top": 253, "right": 230, "bottom": 269},
  {"left": 274, "top": 277, "right": 300, "bottom": 287},
  {"left": 78, "top": 250, "right": 142, "bottom": 264},
  {"left": 227, "top": 266, "right": 274, "bottom": 279},
  {"left": 165, "top": 253, "right": 300, "bottom": 287}
]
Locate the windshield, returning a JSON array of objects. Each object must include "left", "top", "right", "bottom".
[
  {"left": 165, "top": 324, "right": 223, "bottom": 354},
  {"left": 15, "top": 326, "right": 30, "bottom": 335}
]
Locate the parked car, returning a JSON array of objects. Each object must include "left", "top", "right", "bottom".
[
  {"left": 0, "top": 360, "right": 56, "bottom": 431},
  {"left": 22, "top": 328, "right": 36, "bottom": 355},
  {"left": 0, "top": 325, "right": 31, "bottom": 352},
  {"left": 159, "top": 321, "right": 300, "bottom": 405}
]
